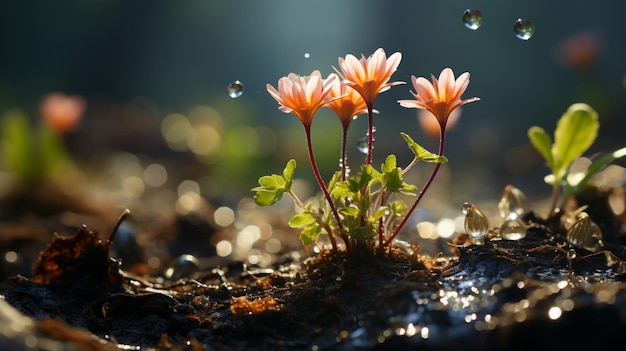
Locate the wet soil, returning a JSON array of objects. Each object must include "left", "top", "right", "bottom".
[{"left": 2, "top": 187, "right": 626, "bottom": 351}]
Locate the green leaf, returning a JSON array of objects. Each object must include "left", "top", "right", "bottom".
[
  {"left": 252, "top": 189, "right": 284, "bottom": 206},
  {"left": 381, "top": 155, "right": 397, "bottom": 173},
  {"left": 339, "top": 206, "right": 360, "bottom": 218},
  {"left": 528, "top": 126, "right": 554, "bottom": 170},
  {"left": 1, "top": 109, "right": 35, "bottom": 182},
  {"left": 327, "top": 170, "right": 343, "bottom": 193},
  {"left": 371, "top": 207, "right": 389, "bottom": 221},
  {"left": 299, "top": 224, "right": 321, "bottom": 245},
  {"left": 401, "top": 132, "right": 448, "bottom": 163},
  {"left": 379, "top": 156, "right": 416, "bottom": 195},
  {"left": 288, "top": 211, "right": 316, "bottom": 228},
  {"left": 363, "top": 164, "right": 381, "bottom": 187},
  {"left": 252, "top": 172, "right": 288, "bottom": 206},
  {"left": 552, "top": 103, "right": 599, "bottom": 179},
  {"left": 330, "top": 181, "right": 354, "bottom": 198},
  {"left": 388, "top": 200, "right": 407, "bottom": 216},
  {"left": 383, "top": 167, "right": 404, "bottom": 194},
  {"left": 257, "top": 174, "right": 286, "bottom": 189},
  {"left": 282, "top": 159, "right": 296, "bottom": 190},
  {"left": 38, "top": 126, "right": 67, "bottom": 177}
]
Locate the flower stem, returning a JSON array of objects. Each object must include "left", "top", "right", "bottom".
[
  {"left": 385, "top": 126, "right": 447, "bottom": 246},
  {"left": 366, "top": 103, "right": 374, "bottom": 165},
  {"left": 339, "top": 126, "right": 351, "bottom": 250},
  {"left": 304, "top": 126, "right": 343, "bottom": 251},
  {"left": 341, "top": 126, "right": 349, "bottom": 181}
]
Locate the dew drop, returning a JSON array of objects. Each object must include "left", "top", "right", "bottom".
[
  {"left": 164, "top": 254, "right": 200, "bottom": 280},
  {"left": 357, "top": 136, "right": 368, "bottom": 154},
  {"left": 498, "top": 185, "right": 527, "bottom": 220},
  {"left": 226, "top": 80, "right": 244, "bottom": 98},
  {"left": 513, "top": 19, "right": 534, "bottom": 40},
  {"left": 462, "top": 9, "right": 483, "bottom": 30},
  {"left": 500, "top": 219, "right": 526, "bottom": 240},
  {"left": 566, "top": 212, "right": 603, "bottom": 252},
  {"left": 461, "top": 202, "right": 472, "bottom": 215},
  {"left": 462, "top": 202, "right": 490, "bottom": 244}
]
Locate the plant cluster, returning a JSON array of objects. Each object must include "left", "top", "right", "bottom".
[
  {"left": 1, "top": 93, "right": 85, "bottom": 184},
  {"left": 252, "top": 48, "right": 479, "bottom": 254}
]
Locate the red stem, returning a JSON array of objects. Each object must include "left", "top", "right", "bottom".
[
  {"left": 341, "top": 126, "right": 349, "bottom": 181},
  {"left": 366, "top": 103, "right": 374, "bottom": 165},
  {"left": 385, "top": 125, "right": 447, "bottom": 246},
  {"left": 304, "top": 126, "right": 343, "bottom": 251}
]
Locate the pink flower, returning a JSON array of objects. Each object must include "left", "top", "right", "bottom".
[
  {"left": 266, "top": 70, "right": 336, "bottom": 127},
  {"left": 336, "top": 48, "right": 404, "bottom": 107},
  {"left": 40, "top": 93, "right": 86, "bottom": 133},
  {"left": 398, "top": 68, "right": 479, "bottom": 129},
  {"left": 324, "top": 73, "right": 369, "bottom": 129}
]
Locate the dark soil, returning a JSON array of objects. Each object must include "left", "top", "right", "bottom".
[{"left": 2, "top": 186, "right": 626, "bottom": 351}]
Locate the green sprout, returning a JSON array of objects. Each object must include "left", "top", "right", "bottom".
[
  {"left": 1, "top": 93, "right": 84, "bottom": 185},
  {"left": 1, "top": 109, "right": 67, "bottom": 184},
  {"left": 528, "top": 102, "right": 626, "bottom": 218},
  {"left": 253, "top": 48, "right": 478, "bottom": 254}
]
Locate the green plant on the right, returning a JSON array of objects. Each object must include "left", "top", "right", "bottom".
[{"left": 528, "top": 103, "right": 626, "bottom": 218}]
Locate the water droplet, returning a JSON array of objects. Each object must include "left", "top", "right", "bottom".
[
  {"left": 357, "top": 136, "right": 368, "bottom": 154},
  {"left": 498, "top": 185, "right": 527, "bottom": 220},
  {"left": 513, "top": 19, "right": 534, "bottom": 40},
  {"left": 226, "top": 80, "right": 244, "bottom": 98},
  {"left": 566, "top": 212, "right": 603, "bottom": 252},
  {"left": 461, "top": 202, "right": 472, "bottom": 215},
  {"left": 500, "top": 219, "right": 526, "bottom": 240},
  {"left": 462, "top": 9, "right": 483, "bottom": 30},
  {"left": 164, "top": 254, "right": 200, "bottom": 280},
  {"left": 463, "top": 202, "right": 490, "bottom": 243},
  {"left": 304, "top": 52, "right": 310, "bottom": 59}
]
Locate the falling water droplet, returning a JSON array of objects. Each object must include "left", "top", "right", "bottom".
[
  {"left": 462, "top": 202, "right": 489, "bottom": 244},
  {"left": 462, "top": 9, "right": 483, "bottom": 30},
  {"left": 357, "top": 136, "right": 368, "bottom": 154},
  {"left": 566, "top": 212, "right": 603, "bottom": 252},
  {"left": 498, "top": 185, "right": 527, "bottom": 220},
  {"left": 500, "top": 219, "right": 526, "bottom": 240},
  {"left": 164, "top": 254, "right": 200, "bottom": 280},
  {"left": 513, "top": 19, "right": 534, "bottom": 40},
  {"left": 304, "top": 52, "right": 310, "bottom": 59},
  {"left": 226, "top": 80, "right": 244, "bottom": 98}
]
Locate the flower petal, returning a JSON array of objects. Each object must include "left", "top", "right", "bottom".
[
  {"left": 413, "top": 76, "right": 436, "bottom": 101},
  {"left": 437, "top": 68, "right": 455, "bottom": 102}
]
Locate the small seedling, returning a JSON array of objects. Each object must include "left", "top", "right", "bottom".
[
  {"left": 528, "top": 103, "right": 626, "bottom": 218},
  {"left": 1, "top": 93, "right": 85, "bottom": 185}
]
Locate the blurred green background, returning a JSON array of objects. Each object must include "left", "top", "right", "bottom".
[{"left": 1, "top": 0, "right": 625, "bottom": 207}]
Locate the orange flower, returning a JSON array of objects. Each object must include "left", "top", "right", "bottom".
[
  {"left": 40, "top": 92, "right": 86, "bottom": 133},
  {"left": 398, "top": 68, "right": 479, "bottom": 129},
  {"left": 324, "top": 73, "right": 369, "bottom": 129},
  {"left": 266, "top": 70, "right": 336, "bottom": 127},
  {"left": 336, "top": 48, "right": 404, "bottom": 107}
]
